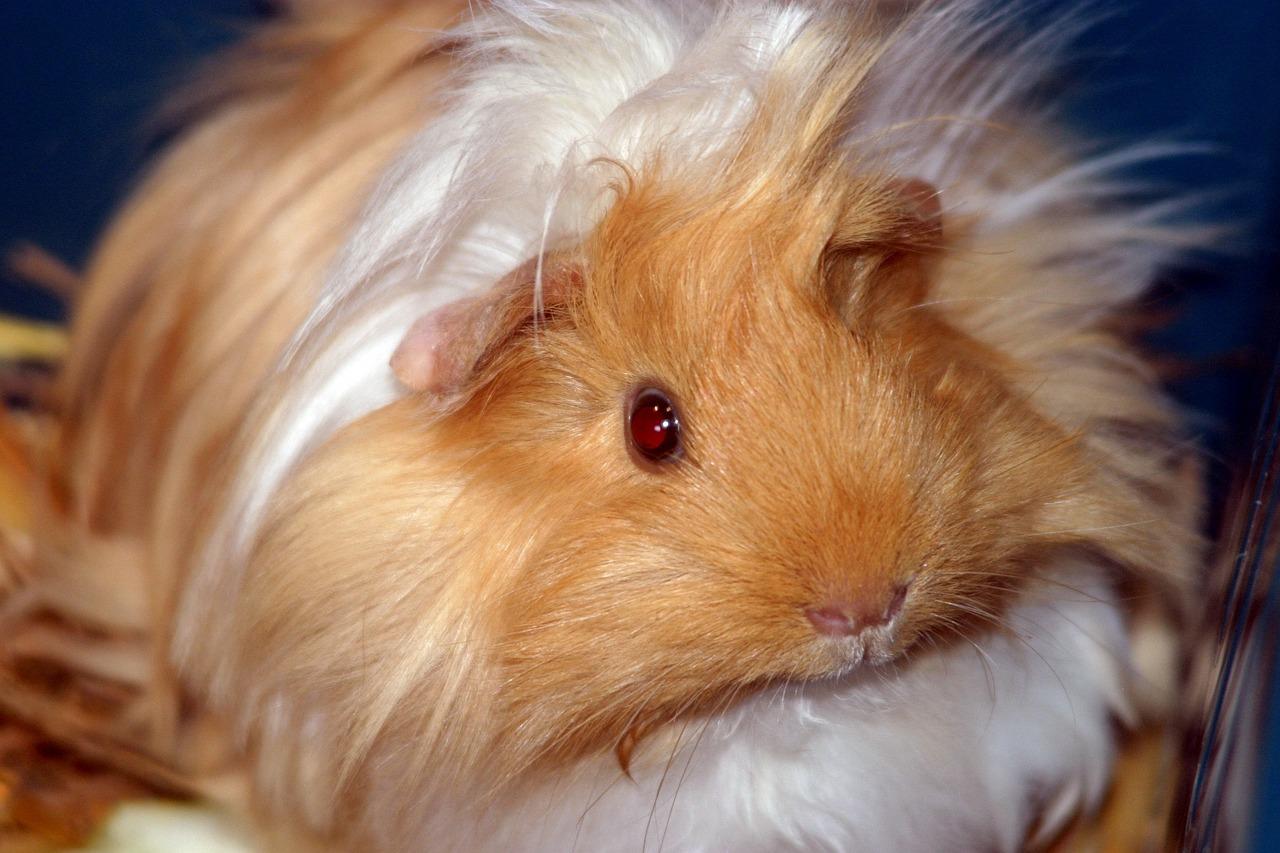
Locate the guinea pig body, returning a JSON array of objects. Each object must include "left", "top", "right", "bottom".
[{"left": 15, "top": 0, "right": 1203, "bottom": 851}]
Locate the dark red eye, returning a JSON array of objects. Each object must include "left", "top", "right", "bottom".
[{"left": 628, "top": 388, "right": 682, "bottom": 463}]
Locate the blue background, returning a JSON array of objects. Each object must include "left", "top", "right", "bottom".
[{"left": 2, "top": 1, "right": 1277, "bottom": 846}]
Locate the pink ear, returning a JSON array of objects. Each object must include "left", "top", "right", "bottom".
[
  {"left": 886, "top": 178, "right": 942, "bottom": 242},
  {"left": 390, "top": 256, "right": 582, "bottom": 396},
  {"left": 390, "top": 298, "right": 482, "bottom": 394}
]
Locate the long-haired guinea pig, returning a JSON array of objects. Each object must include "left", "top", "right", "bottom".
[{"left": 4, "top": 0, "right": 1206, "bottom": 850}]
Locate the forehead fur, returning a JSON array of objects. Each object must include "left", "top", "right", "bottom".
[
  {"left": 562, "top": 14, "right": 941, "bottom": 354},
  {"left": 571, "top": 166, "right": 913, "bottom": 372}
]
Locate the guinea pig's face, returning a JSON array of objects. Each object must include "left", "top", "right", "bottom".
[
  {"left": 410, "top": 176, "right": 1090, "bottom": 771},
  {"left": 241, "top": 173, "right": 1092, "bottom": 787}
]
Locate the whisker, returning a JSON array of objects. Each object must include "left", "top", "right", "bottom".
[
  {"left": 1026, "top": 519, "right": 1158, "bottom": 537},
  {"left": 644, "top": 702, "right": 698, "bottom": 853},
  {"left": 660, "top": 685, "right": 744, "bottom": 852},
  {"left": 983, "top": 430, "right": 1085, "bottom": 481},
  {"left": 963, "top": 635, "right": 998, "bottom": 711}
]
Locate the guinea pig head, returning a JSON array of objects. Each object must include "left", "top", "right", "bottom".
[{"left": 236, "top": 171, "right": 1104, "bottom": 809}]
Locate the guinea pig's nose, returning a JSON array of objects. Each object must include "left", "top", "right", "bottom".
[{"left": 805, "top": 584, "right": 909, "bottom": 637}]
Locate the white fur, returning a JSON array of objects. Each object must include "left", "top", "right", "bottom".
[
  {"left": 169, "top": 1, "right": 1183, "bottom": 848},
  {"left": 376, "top": 560, "right": 1129, "bottom": 852}
]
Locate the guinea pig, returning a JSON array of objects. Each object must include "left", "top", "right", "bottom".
[{"left": 4, "top": 0, "right": 1206, "bottom": 850}]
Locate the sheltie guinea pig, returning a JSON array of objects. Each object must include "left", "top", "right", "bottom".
[{"left": 4, "top": 0, "right": 1208, "bottom": 850}]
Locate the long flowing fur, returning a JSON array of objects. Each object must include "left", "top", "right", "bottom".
[{"left": 8, "top": 1, "right": 1204, "bottom": 850}]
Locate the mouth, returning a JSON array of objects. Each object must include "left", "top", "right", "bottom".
[{"left": 824, "top": 621, "right": 903, "bottom": 674}]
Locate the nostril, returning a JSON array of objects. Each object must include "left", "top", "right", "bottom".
[
  {"left": 806, "top": 583, "right": 911, "bottom": 637},
  {"left": 805, "top": 605, "right": 857, "bottom": 636}
]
